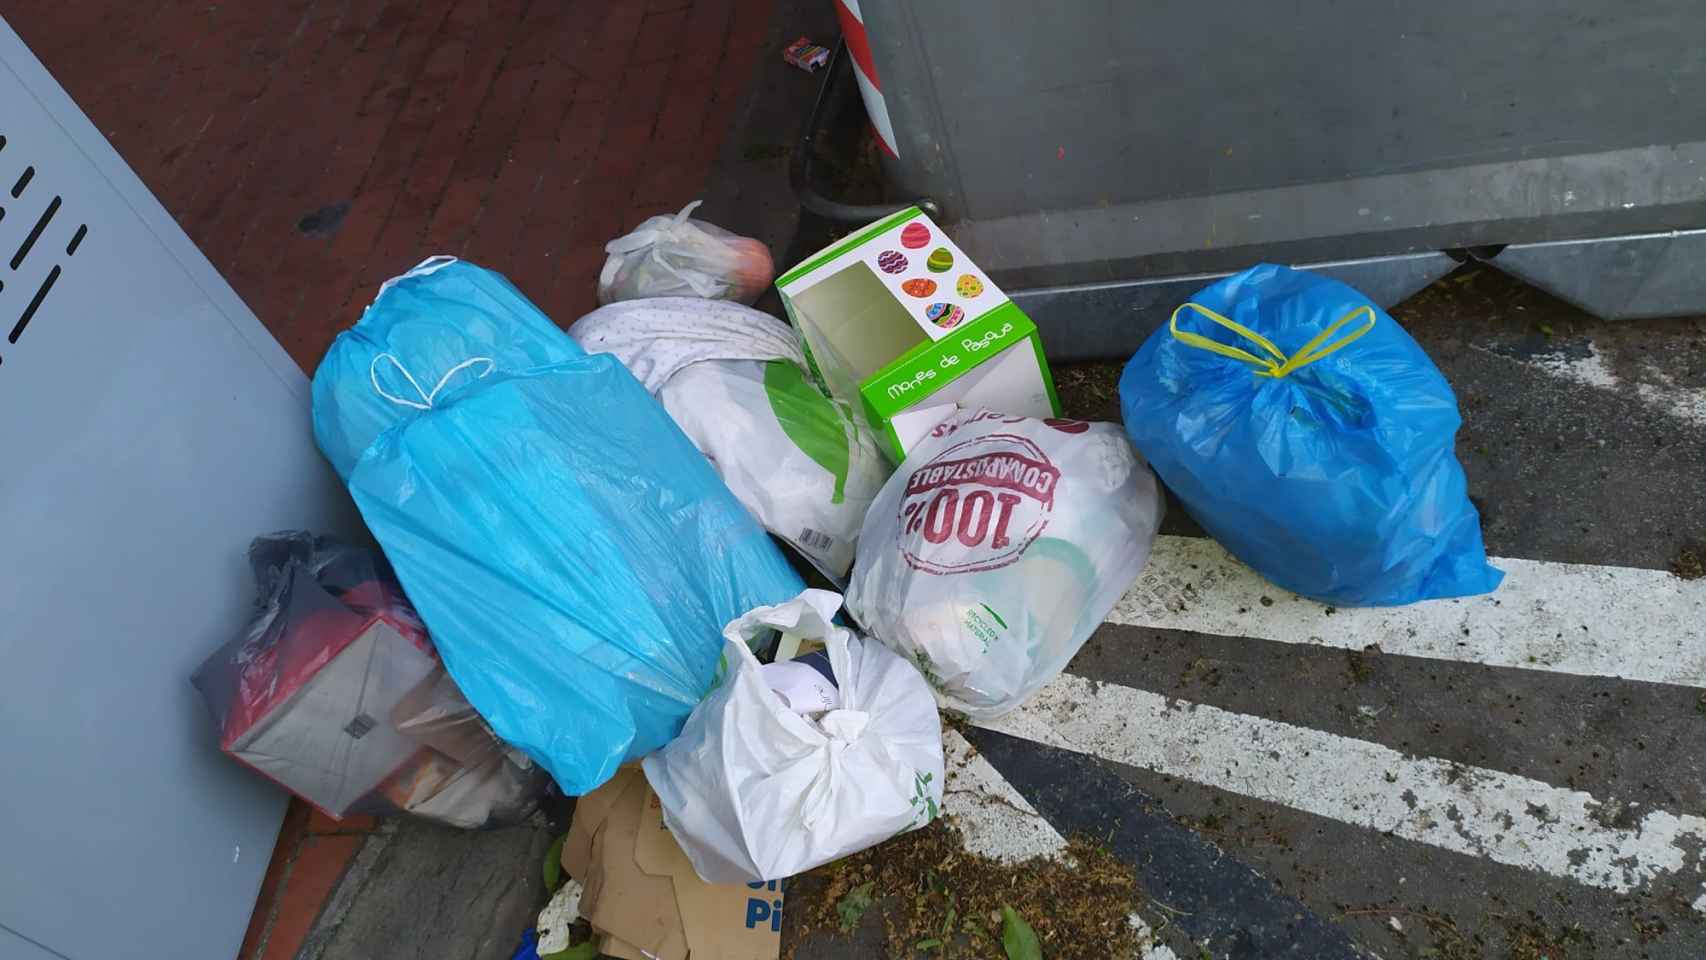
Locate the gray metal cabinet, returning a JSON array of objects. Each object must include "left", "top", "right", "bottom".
[{"left": 1, "top": 19, "right": 360, "bottom": 960}]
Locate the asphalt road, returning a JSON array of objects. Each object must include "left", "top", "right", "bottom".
[{"left": 866, "top": 267, "right": 1706, "bottom": 960}]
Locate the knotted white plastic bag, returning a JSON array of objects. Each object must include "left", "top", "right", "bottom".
[
  {"left": 847, "top": 410, "right": 1164, "bottom": 720},
  {"left": 641, "top": 590, "right": 945, "bottom": 883},
  {"left": 597, "top": 200, "right": 774, "bottom": 305}
]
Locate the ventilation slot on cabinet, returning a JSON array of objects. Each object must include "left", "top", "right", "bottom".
[{"left": 0, "top": 131, "right": 89, "bottom": 367}]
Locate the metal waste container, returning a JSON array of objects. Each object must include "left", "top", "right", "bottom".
[{"left": 832, "top": 0, "right": 1706, "bottom": 358}]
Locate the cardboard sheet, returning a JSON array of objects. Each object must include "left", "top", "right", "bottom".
[{"left": 563, "top": 772, "right": 782, "bottom": 960}]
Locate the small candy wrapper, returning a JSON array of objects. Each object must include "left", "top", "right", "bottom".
[{"left": 784, "top": 37, "right": 830, "bottom": 72}]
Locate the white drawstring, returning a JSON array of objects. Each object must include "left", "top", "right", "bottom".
[
  {"left": 374, "top": 255, "right": 459, "bottom": 301},
  {"left": 369, "top": 353, "right": 494, "bottom": 410}
]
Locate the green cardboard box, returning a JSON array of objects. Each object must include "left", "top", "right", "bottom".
[{"left": 776, "top": 207, "right": 1059, "bottom": 460}]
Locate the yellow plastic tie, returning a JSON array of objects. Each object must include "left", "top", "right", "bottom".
[
  {"left": 1168, "top": 303, "right": 1287, "bottom": 375},
  {"left": 1169, "top": 302, "right": 1376, "bottom": 378}
]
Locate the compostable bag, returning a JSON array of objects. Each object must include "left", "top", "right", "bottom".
[{"left": 846, "top": 410, "right": 1163, "bottom": 720}]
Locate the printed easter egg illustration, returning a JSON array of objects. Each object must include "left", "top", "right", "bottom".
[
  {"left": 926, "top": 247, "right": 954, "bottom": 273},
  {"left": 901, "top": 278, "right": 937, "bottom": 298},
  {"left": 900, "top": 221, "right": 931, "bottom": 249},
  {"left": 925, "top": 302, "right": 966, "bottom": 329},
  {"left": 955, "top": 273, "right": 985, "bottom": 298},
  {"left": 876, "top": 250, "right": 908, "bottom": 274}
]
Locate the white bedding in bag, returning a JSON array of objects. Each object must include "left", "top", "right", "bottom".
[{"left": 570, "top": 299, "right": 888, "bottom": 576}]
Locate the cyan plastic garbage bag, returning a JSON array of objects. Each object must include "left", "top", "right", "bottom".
[
  {"left": 1119, "top": 264, "right": 1502, "bottom": 606},
  {"left": 313, "top": 257, "right": 585, "bottom": 481},
  {"left": 311, "top": 259, "right": 805, "bottom": 794}
]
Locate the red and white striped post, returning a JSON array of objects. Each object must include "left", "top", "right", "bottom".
[{"left": 834, "top": 0, "right": 900, "bottom": 158}]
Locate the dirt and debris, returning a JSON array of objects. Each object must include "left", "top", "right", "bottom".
[
  {"left": 1344, "top": 648, "right": 1377, "bottom": 684},
  {"left": 1052, "top": 364, "right": 1123, "bottom": 421},
  {"left": 1341, "top": 902, "right": 1595, "bottom": 959},
  {"left": 816, "top": 126, "right": 889, "bottom": 209},
  {"left": 1340, "top": 905, "right": 1482, "bottom": 959},
  {"left": 743, "top": 142, "right": 793, "bottom": 162},
  {"left": 1177, "top": 810, "right": 1289, "bottom": 848},
  {"left": 1504, "top": 912, "right": 1595, "bottom": 959},
  {"left": 1670, "top": 546, "right": 1704, "bottom": 581},
  {"left": 785, "top": 818, "right": 1145, "bottom": 960},
  {"left": 1175, "top": 657, "right": 1225, "bottom": 691}
]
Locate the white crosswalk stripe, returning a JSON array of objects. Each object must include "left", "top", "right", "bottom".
[
  {"left": 978, "top": 673, "right": 1706, "bottom": 905},
  {"left": 1111, "top": 536, "right": 1706, "bottom": 687}
]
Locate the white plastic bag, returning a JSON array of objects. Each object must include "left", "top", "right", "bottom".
[
  {"left": 570, "top": 299, "right": 889, "bottom": 576},
  {"left": 847, "top": 410, "right": 1164, "bottom": 720},
  {"left": 641, "top": 589, "right": 945, "bottom": 883},
  {"left": 597, "top": 200, "right": 774, "bottom": 305}
]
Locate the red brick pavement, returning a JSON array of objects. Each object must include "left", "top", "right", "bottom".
[
  {"left": 5, "top": 4, "right": 775, "bottom": 956},
  {"left": 234, "top": 805, "right": 379, "bottom": 960},
  {"left": 9, "top": 0, "right": 774, "bottom": 375}
]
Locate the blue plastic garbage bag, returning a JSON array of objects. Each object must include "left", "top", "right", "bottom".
[
  {"left": 1119, "top": 264, "right": 1501, "bottom": 606},
  {"left": 509, "top": 930, "right": 539, "bottom": 960},
  {"left": 313, "top": 257, "right": 586, "bottom": 481},
  {"left": 311, "top": 258, "right": 805, "bottom": 794}
]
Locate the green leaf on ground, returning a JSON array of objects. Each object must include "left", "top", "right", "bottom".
[
  {"left": 1002, "top": 905, "right": 1043, "bottom": 960},
  {"left": 538, "top": 942, "right": 597, "bottom": 960},
  {"left": 838, "top": 881, "right": 877, "bottom": 933},
  {"left": 916, "top": 938, "right": 944, "bottom": 951},
  {"left": 542, "top": 834, "right": 567, "bottom": 893}
]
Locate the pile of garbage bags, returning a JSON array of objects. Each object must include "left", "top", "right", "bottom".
[{"left": 193, "top": 202, "right": 1499, "bottom": 937}]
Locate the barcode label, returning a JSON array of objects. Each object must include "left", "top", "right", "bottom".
[
  {"left": 343, "top": 714, "right": 376, "bottom": 739},
  {"left": 797, "top": 528, "right": 834, "bottom": 552}
]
